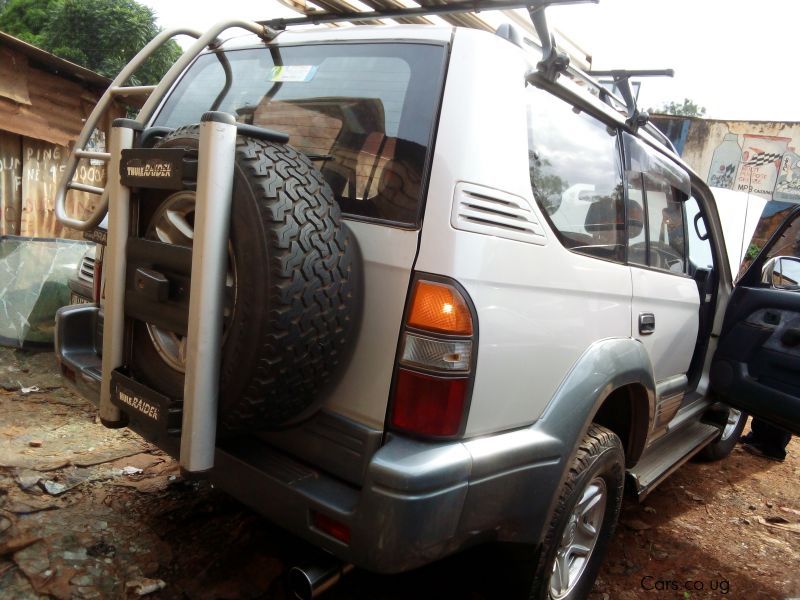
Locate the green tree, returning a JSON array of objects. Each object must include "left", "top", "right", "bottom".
[
  {"left": 0, "top": 0, "right": 61, "bottom": 46},
  {"left": 650, "top": 98, "right": 707, "bottom": 118},
  {"left": 0, "top": 0, "right": 181, "bottom": 85}
]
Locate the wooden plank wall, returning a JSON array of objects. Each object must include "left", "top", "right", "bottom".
[
  {"left": 0, "top": 44, "right": 113, "bottom": 239},
  {"left": 0, "top": 130, "right": 22, "bottom": 235}
]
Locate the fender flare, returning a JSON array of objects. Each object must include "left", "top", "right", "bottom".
[{"left": 530, "top": 337, "right": 655, "bottom": 545}]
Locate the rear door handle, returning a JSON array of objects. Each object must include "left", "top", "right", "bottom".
[{"left": 639, "top": 312, "right": 655, "bottom": 335}]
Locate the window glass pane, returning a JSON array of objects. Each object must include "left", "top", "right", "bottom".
[
  {"left": 627, "top": 171, "right": 647, "bottom": 266},
  {"left": 685, "top": 196, "right": 713, "bottom": 272},
  {"left": 527, "top": 87, "right": 624, "bottom": 262},
  {"left": 154, "top": 43, "right": 446, "bottom": 226},
  {"left": 645, "top": 174, "right": 687, "bottom": 273}
]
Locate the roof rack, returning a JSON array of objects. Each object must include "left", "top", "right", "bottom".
[
  {"left": 588, "top": 68, "right": 674, "bottom": 132},
  {"left": 262, "top": 0, "right": 596, "bottom": 82}
]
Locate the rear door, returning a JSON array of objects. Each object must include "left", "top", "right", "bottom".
[
  {"left": 625, "top": 134, "right": 700, "bottom": 388},
  {"left": 711, "top": 205, "right": 800, "bottom": 435}
]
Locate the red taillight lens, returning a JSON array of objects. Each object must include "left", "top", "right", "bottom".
[
  {"left": 391, "top": 369, "right": 468, "bottom": 437},
  {"left": 311, "top": 511, "right": 350, "bottom": 545}
]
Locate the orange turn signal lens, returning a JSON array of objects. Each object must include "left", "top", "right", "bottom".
[{"left": 407, "top": 280, "right": 473, "bottom": 335}]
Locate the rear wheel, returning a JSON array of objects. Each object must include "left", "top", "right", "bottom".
[
  {"left": 130, "top": 126, "right": 362, "bottom": 433},
  {"left": 529, "top": 424, "right": 624, "bottom": 600}
]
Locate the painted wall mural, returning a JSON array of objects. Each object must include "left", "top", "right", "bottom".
[
  {"left": 709, "top": 133, "right": 794, "bottom": 200},
  {"left": 650, "top": 116, "right": 800, "bottom": 203}
]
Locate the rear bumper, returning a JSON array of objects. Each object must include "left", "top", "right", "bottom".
[
  {"left": 55, "top": 304, "right": 101, "bottom": 405},
  {"left": 54, "top": 306, "right": 565, "bottom": 573},
  {"left": 212, "top": 426, "right": 563, "bottom": 573}
]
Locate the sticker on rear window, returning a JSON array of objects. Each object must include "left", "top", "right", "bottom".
[{"left": 268, "top": 65, "right": 318, "bottom": 82}]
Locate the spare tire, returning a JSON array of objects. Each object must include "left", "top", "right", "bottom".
[{"left": 130, "top": 125, "right": 362, "bottom": 433}]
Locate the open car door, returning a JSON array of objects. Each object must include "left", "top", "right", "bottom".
[{"left": 711, "top": 205, "right": 800, "bottom": 436}]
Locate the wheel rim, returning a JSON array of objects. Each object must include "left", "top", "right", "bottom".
[
  {"left": 719, "top": 408, "right": 743, "bottom": 442},
  {"left": 145, "top": 190, "right": 237, "bottom": 373},
  {"left": 549, "top": 476, "right": 607, "bottom": 600}
]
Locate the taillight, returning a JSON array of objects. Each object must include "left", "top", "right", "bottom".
[{"left": 389, "top": 275, "right": 477, "bottom": 439}]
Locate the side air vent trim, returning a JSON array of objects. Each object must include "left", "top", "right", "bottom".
[{"left": 451, "top": 182, "right": 547, "bottom": 245}]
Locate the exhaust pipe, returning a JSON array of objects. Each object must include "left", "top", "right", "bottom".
[{"left": 288, "top": 560, "right": 354, "bottom": 600}]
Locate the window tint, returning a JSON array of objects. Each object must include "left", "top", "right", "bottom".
[
  {"left": 627, "top": 171, "right": 647, "bottom": 266},
  {"left": 526, "top": 87, "right": 625, "bottom": 262},
  {"left": 645, "top": 173, "right": 687, "bottom": 273},
  {"left": 624, "top": 133, "right": 690, "bottom": 275},
  {"left": 154, "top": 43, "right": 446, "bottom": 227}
]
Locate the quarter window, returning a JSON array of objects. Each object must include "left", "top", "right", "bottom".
[{"left": 526, "top": 87, "right": 625, "bottom": 262}]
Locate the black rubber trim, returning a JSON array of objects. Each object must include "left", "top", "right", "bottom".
[
  {"left": 125, "top": 237, "right": 192, "bottom": 335},
  {"left": 139, "top": 127, "right": 176, "bottom": 149},
  {"left": 112, "top": 118, "right": 145, "bottom": 130},
  {"left": 201, "top": 110, "right": 236, "bottom": 124},
  {"left": 235, "top": 122, "right": 290, "bottom": 144}
]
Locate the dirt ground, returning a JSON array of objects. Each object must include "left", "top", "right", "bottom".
[{"left": 1, "top": 348, "right": 798, "bottom": 600}]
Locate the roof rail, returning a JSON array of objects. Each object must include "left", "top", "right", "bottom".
[{"left": 588, "top": 68, "right": 674, "bottom": 133}]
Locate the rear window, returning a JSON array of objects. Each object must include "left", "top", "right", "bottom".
[{"left": 153, "top": 43, "right": 447, "bottom": 227}]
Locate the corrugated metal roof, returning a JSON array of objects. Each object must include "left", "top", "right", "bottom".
[{"left": 0, "top": 31, "right": 110, "bottom": 89}]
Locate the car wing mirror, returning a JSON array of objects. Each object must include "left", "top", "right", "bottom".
[{"left": 763, "top": 256, "right": 800, "bottom": 290}]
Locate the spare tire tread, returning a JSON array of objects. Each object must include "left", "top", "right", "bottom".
[
  {"left": 223, "top": 137, "right": 359, "bottom": 431},
  {"left": 133, "top": 125, "right": 361, "bottom": 433}
]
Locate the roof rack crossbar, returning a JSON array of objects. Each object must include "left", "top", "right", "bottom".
[
  {"left": 588, "top": 68, "right": 674, "bottom": 132},
  {"left": 260, "top": 0, "right": 592, "bottom": 29}
]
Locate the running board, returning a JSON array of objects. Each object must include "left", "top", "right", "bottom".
[{"left": 628, "top": 421, "right": 720, "bottom": 499}]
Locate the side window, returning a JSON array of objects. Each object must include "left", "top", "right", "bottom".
[
  {"left": 526, "top": 87, "right": 625, "bottom": 262},
  {"left": 645, "top": 174, "right": 687, "bottom": 273},
  {"left": 627, "top": 172, "right": 646, "bottom": 266},
  {"left": 623, "top": 133, "right": 690, "bottom": 275}
]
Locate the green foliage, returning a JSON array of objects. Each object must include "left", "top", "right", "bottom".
[
  {"left": 0, "top": 0, "right": 181, "bottom": 84},
  {"left": 746, "top": 243, "right": 761, "bottom": 260},
  {"left": 651, "top": 98, "right": 707, "bottom": 118},
  {"left": 0, "top": 0, "right": 61, "bottom": 46}
]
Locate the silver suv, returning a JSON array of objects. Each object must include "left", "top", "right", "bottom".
[{"left": 54, "top": 3, "right": 800, "bottom": 598}]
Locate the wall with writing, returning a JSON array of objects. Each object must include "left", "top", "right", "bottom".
[{"left": 651, "top": 116, "right": 800, "bottom": 203}]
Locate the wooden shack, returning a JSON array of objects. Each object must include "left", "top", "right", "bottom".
[{"left": 0, "top": 31, "right": 115, "bottom": 240}]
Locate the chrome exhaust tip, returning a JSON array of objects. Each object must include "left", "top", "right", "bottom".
[{"left": 288, "top": 561, "right": 354, "bottom": 600}]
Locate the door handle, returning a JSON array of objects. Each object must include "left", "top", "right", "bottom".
[{"left": 639, "top": 313, "right": 655, "bottom": 335}]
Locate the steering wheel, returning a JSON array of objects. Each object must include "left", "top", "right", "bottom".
[{"left": 650, "top": 242, "right": 684, "bottom": 271}]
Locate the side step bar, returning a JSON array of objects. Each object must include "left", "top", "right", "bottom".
[{"left": 628, "top": 421, "right": 720, "bottom": 499}]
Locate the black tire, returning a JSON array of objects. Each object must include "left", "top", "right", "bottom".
[
  {"left": 131, "top": 126, "right": 362, "bottom": 433},
  {"left": 529, "top": 424, "right": 624, "bottom": 600},
  {"left": 695, "top": 407, "right": 747, "bottom": 462}
]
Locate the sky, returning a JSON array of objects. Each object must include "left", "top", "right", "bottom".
[{"left": 139, "top": 0, "right": 798, "bottom": 122}]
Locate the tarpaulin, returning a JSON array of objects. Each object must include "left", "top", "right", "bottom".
[{"left": 0, "top": 236, "right": 90, "bottom": 347}]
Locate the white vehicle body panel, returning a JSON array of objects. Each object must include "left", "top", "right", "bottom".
[
  {"left": 324, "top": 221, "right": 418, "bottom": 429},
  {"left": 415, "top": 29, "right": 633, "bottom": 437},
  {"left": 630, "top": 267, "right": 699, "bottom": 383}
]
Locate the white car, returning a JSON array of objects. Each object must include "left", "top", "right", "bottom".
[{"left": 54, "top": 4, "right": 800, "bottom": 599}]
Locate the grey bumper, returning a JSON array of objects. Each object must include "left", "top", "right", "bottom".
[
  {"left": 54, "top": 304, "right": 102, "bottom": 405},
  {"left": 213, "top": 426, "right": 564, "bottom": 573}
]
